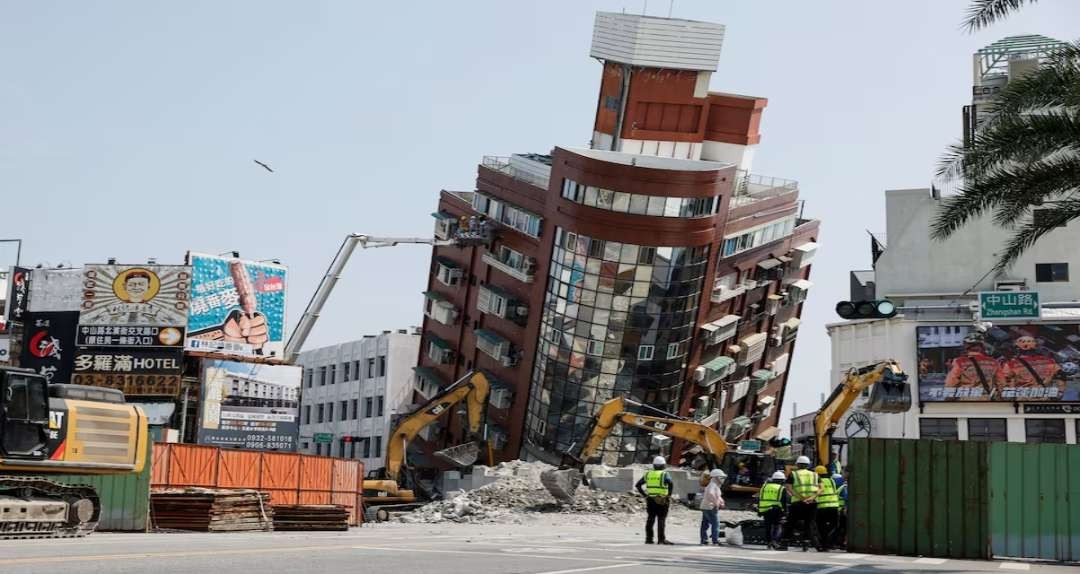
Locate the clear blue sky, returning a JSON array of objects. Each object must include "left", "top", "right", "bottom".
[{"left": 4, "top": 0, "right": 1078, "bottom": 429}]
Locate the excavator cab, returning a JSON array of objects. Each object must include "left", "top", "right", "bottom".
[
  {"left": 866, "top": 365, "right": 912, "bottom": 413},
  {"left": 0, "top": 369, "right": 50, "bottom": 459}
]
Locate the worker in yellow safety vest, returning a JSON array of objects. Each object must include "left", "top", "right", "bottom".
[
  {"left": 815, "top": 466, "right": 840, "bottom": 551},
  {"left": 635, "top": 456, "right": 675, "bottom": 545},
  {"left": 784, "top": 456, "right": 821, "bottom": 551},
  {"left": 758, "top": 471, "right": 788, "bottom": 550},
  {"left": 834, "top": 473, "right": 848, "bottom": 548}
]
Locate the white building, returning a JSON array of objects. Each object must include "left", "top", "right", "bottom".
[
  {"left": 829, "top": 35, "right": 1079, "bottom": 446},
  {"left": 225, "top": 372, "right": 299, "bottom": 403},
  {"left": 296, "top": 329, "right": 421, "bottom": 470}
]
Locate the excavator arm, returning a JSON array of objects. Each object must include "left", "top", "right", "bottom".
[
  {"left": 813, "top": 360, "right": 909, "bottom": 465},
  {"left": 542, "top": 396, "right": 728, "bottom": 502},
  {"left": 384, "top": 371, "right": 490, "bottom": 483}
]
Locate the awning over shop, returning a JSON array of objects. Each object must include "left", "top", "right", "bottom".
[
  {"left": 434, "top": 256, "right": 460, "bottom": 269},
  {"left": 422, "top": 290, "right": 448, "bottom": 302},
  {"left": 758, "top": 395, "right": 776, "bottom": 406},
  {"left": 791, "top": 279, "right": 814, "bottom": 290},
  {"left": 427, "top": 334, "right": 452, "bottom": 350},
  {"left": 752, "top": 369, "right": 777, "bottom": 381},
  {"left": 474, "top": 328, "right": 508, "bottom": 346},
  {"left": 757, "top": 258, "right": 783, "bottom": 270},
  {"left": 703, "top": 355, "right": 735, "bottom": 371},
  {"left": 413, "top": 366, "right": 444, "bottom": 385},
  {"left": 431, "top": 211, "right": 456, "bottom": 220}
]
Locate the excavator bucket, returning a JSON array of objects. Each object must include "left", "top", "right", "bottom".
[
  {"left": 866, "top": 370, "right": 912, "bottom": 413},
  {"left": 433, "top": 442, "right": 481, "bottom": 468},
  {"left": 540, "top": 468, "right": 582, "bottom": 504}
]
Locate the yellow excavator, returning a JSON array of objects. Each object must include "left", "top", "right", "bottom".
[
  {"left": 0, "top": 366, "right": 148, "bottom": 538},
  {"left": 801, "top": 360, "right": 911, "bottom": 466},
  {"left": 540, "top": 396, "right": 729, "bottom": 502},
  {"left": 362, "top": 371, "right": 490, "bottom": 521}
]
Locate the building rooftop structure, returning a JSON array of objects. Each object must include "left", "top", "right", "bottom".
[{"left": 590, "top": 12, "right": 726, "bottom": 72}]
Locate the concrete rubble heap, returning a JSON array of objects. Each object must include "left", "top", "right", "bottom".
[{"left": 399, "top": 461, "right": 756, "bottom": 525}]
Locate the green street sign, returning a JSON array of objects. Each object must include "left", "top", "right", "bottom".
[
  {"left": 978, "top": 291, "right": 1040, "bottom": 320},
  {"left": 314, "top": 433, "right": 333, "bottom": 444}
]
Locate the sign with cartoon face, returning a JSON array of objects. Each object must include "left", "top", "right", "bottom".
[{"left": 79, "top": 265, "right": 190, "bottom": 327}]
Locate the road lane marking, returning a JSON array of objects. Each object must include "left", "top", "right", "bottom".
[
  {"left": 349, "top": 545, "right": 639, "bottom": 564},
  {"left": 914, "top": 557, "right": 948, "bottom": 564},
  {"left": 534, "top": 564, "right": 639, "bottom": 574},
  {"left": 808, "top": 566, "right": 852, "bottom": 574},
  {"left": 0, "top": 545, "right": 355, "bottom": 566},
  {"left": 999, "top": 563, "right": 1030, "bottom": 570}
]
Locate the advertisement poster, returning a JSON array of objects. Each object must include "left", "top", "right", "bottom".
[
  {"left": 19, "top": 311, "right": 79, "bottom": 383},
  {"left": 79, "top": 264, "right": 191, "bottom": 327},
  {"left": 198, "top": 359, "right": 300, "bottom": 451},
  {"left": 6, "top": 266, "right": 32, "bottom": 324},
  {"left": 28, "top": 268, "right": 83, "bottom": 312},
  {"left": 186, "top": 253, "right": 287, "bottom": 359},
  {"left": 917, "top": 324, "right": 1080, "bottom": 402},
  {"left": 0, "top": 335, "right": 10, "bottom": 364}
]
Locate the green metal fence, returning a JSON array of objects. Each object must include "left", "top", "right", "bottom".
[
  {"left": 51, "top": 442, "right": 152, "bottom": 532},
  {"left": 989, "top": 442, "right": 1080, "bottom": 562},
  {"left": 848, "top": 438, "right": 990, "bottom": 559}
]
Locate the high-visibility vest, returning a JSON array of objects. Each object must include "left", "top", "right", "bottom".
[
  {"left": 817, "top": 477, "right": 840, "bottom": 509},
  {"left": 830, "top": 459, "right": 842, "bottom": 476},
  {"left": 791, "top": 469, "right": 819, "bottom": 502},
  {"left": 837, "top": 483, "right": 847, "bottom": 509},
  {"left": 759, "top": 482, "right": 783, "bottom": 511},
  {"left": 645, "top": 470, "right": 670, "bottom": 496}
]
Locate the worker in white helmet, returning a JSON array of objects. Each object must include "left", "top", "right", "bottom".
[
  {"left": 758, "top": 470, "right": 789, "bottom": 549},
  {"left": 785, "top": 455, "right": 822, "bottom": 551},
  {"left": 635, "top": 455, "right": 675, "bottom": 544},
  {"left": 698, "top": 468, "right": 727, "bottom": 545}
]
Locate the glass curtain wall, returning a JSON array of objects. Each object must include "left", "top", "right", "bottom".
[{"left": 525, "top": 227, "right": 708, "bottom": 465}]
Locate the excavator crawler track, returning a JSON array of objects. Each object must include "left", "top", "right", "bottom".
[{"left": 0, "top": 476, "right": 100, "bottom": 539}]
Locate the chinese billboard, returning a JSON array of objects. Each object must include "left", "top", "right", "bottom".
[
  {"left": 79, "top": 264, "right": 190, "bottom": 327},
  {"left": 71, "top": 348, "right": 184, "bottom": 396},
  {"left": 28, "top": 268, "right": 83, "bottom": 312},
  {"left": 6, "top": 266, "right": 32, "bottom": 324},
  {"left": 186, "top": 253, "right": 287, "bottom": 359},
  {"left": 198, "top": 359, "right": 300, "bottom": 451},
  {"left": 19, "top": 311, "right": 78, "bottom": 383},
  {"left": 917, "top": 324, "right": 1080, "bottom": 402}
]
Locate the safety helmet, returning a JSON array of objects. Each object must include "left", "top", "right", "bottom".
[
  {"left": 963, "top": 332, "right": 984, "bottom": 345},
  {"left": 771, "top": 471, "right": 787, "bottom": 481},
  {"left": 652, "top": 456, "right": 666, "bottom": 467},
  {"left": 709, "top": 469, "right": 727, "bottom": 480},
  {"left": 796, "top": 455, "right": 811, "bottom": 466},
  {"left": 1015, "top": 336, "right": 1038, "bottom": 351},
  {"left": 815, "top": 465, "right": 828, "bottom": 475}
]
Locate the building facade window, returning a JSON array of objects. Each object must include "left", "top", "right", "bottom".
[
  {"left": 365, "top": 397, "right": 374, "bottom": 418},
  {"left": 352, "top": 360, "right": 361, "bottom": 380},
  {"left": 1035, "top": 263, "right": 1069, "bottom": 282},
  {"left": 362, "top": 438, "right": 371, "bottom": 458},
  {"left": 720, "top": 216, "right": 796, "bottom": 258},
  {"left": 319, "top": 366, "right": 326, "bottom": 386},
  {"left": 1025, "top": 418, "right": 1066, "bottom": 443},
  {"left": 376, "top": 396, "right": 384, "bottom": 417},
  {"left": 525, "top": 227, "right": 707, "bottom": 465},
  {"left": 434, "top": 257, "right": 463, "bottom": 287},
  {"left": 919, "top": 418, "right": 958, "bottom": 440},
  {"left": 968, "top": 418, "right": 1008, "bottom": 442},
  {"left": 350, "top": 399, "right": 358, "bottom": 420},
  {"left": 343, "top": 362, "right": 350, "bottom": 381},
  {"left": 329, "top": 364, "right": 336, "bottom": 385},
  {"left": 367, "top": 358, "right": 375, "bottom": 378},
  {"left": 305, "top": 369, "right": 313, "bottom": 388},
  {"left": 373, "top": 436, "right": 382, "bottom": 458},
  {"left": 327, "top": 403, "right": 333, "bottom": 422},
  {"left": 317, "top": 404, "right": 325, "bottom": 423},
  {"left": 561, "top": 178, "right": 718, "bottom": 218},
  {"left": 471, "top": 192, "right": 543, "bottom": 237},
  {"left": 378, "top": 356, "right": 386, "bottom": 377},
  {"left": 303, "top": 405, "right": 311, "bottom": 425}
]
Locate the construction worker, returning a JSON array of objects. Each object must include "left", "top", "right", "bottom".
[
  {"left": 815, "top": 466, "right": 840, "bottom": 551},
  {"left": 828, "top": 451, "right": 842, "bottom": 477},
  {"left": 785, "top": 455, "right": 821, "bottom": 551},
  {"left": 699, "top": 468, "right": 726, "bottom": 546},
  {"left": 758, "top": 470, "right": 788, "bottom": 550},
  {"left": 635, "top": 455, "right": 674, "bottom": 545},
  {"left": 943, "top": 331, "right": 1000, "bottom": 400},
  {"left": 833, "top": 473, "right": 848, "bottom": 548}
]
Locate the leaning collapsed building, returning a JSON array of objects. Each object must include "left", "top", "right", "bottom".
[{"left": 414, "top": 12, "right": 819, "bottom": 465}]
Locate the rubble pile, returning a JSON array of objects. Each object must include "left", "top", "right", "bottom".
[{"left": 398, "top": 460, "right": 754, "bottom": 525}]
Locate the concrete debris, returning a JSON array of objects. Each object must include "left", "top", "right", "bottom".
[{"left": 398, "top": 460, "right": 756, "bottom": 526}]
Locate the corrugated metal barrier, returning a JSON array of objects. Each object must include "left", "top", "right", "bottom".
[
  {"left": 150, "top": 443, "right": 365, "bottom": 526},
  {"left": 848, "top": 438, "right": 990, "bottom": 559},
  {"left": 51, "top": 442, "right": 153, "bottom": 532},
  {"left": 989, "top": 442, "right": 1080, "bottom": 562}
]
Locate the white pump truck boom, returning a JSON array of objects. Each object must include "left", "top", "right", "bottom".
[{"left": 283, "top": 226, "right": 491, "bottom": 363}]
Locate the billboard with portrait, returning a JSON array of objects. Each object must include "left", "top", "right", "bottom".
[
  {"left": 917, "top": 324, "right": 1080, "bottom": 402},
  {"left": 77, "top": 264, "right": 189, "bottom": 348},
  {"left": 197, "top": 359, "right": 300, "bottom": 451},
  {"left": 186, "top": 253, "right": 287, "bottom": 359}
]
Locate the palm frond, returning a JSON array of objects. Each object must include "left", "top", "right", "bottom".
[
  {"left": 994, "top": 200, "right": 1080, "bottom": 271},
  {"left": 963, "top": 0, "right": 1038, "bottom": 32}
]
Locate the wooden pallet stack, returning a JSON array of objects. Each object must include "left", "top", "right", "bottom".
[
  {"left": 151, "top": 488, "right": 274, "bottom": 532},
  {"left": 271, "top": 505, "right": 350, "bottom": 531}
]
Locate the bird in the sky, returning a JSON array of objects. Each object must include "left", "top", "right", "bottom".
[{"left": 253, "top": 159, "right": 274, "bottom": 173}]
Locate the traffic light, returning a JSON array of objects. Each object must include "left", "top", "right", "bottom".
[{"left": 835, "top": 299, "right": 897, "bottom": 319}]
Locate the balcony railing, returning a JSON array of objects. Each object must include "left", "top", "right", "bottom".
[
  {"left": 482, "top": 250, "right": 535, "bottom": 283},
  {"left": 482, "top": 156, "right": 550, "bottom": 190},
  {"left": 730, "top": 171, "right": 799, "bottom": 208}
]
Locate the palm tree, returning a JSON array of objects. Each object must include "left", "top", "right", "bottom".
[
  {"left": 931, "top": 1, "right": 1080, "bottom": 271},
  {"left": 963, "top": 0, "right": 1039, "bottom": 31}
]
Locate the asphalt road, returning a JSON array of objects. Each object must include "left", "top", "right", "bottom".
[{"left": 0, "top": 523, "right": 1071, "bottom": 574}]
